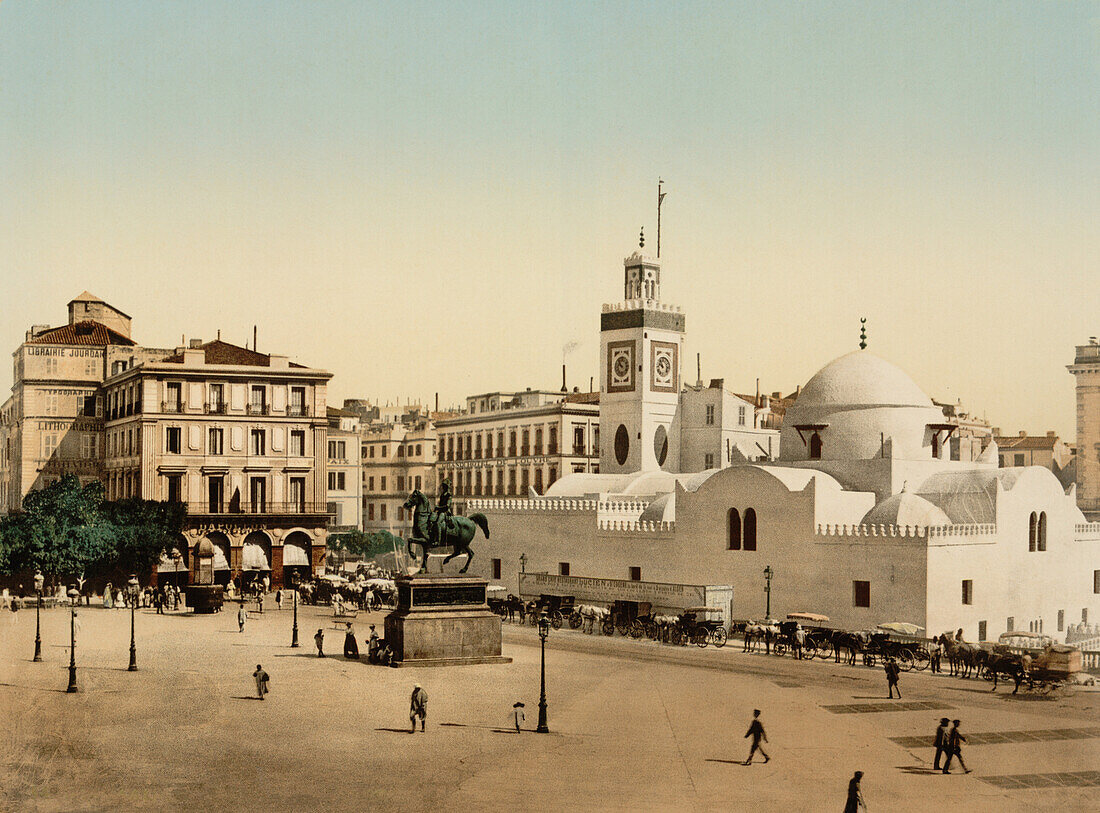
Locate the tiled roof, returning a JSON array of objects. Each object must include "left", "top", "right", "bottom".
[
  {"left": 69, "top": 291, "right": 106, "bottom": 304},
  {"left": 29, "top": 320, "right": 136, "bottom": 347},
  {"left": 993, "top": 435, "right": 1060, "bottom": 451},
  {"left": 564, "top": 391, "right": 600, "bottom": 404},
  {"left": 327, "top": 406, "right": 358, "bottom": 417},
  {"left": 160, "top": 339, "right": 307, "bottom": 368}
]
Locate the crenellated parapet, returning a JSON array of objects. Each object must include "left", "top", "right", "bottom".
[
  {"left": 602, "top": 300, "right": 682, "bottom": 314},
  {"left": 814, "top": 522, "right": 997, "bottom": 542},
  {"left": 1074, "top": 523, "right": 1100, "bottom": 541},
  {"left": 596, "top": 519, "right": 676, "bottom": 534}
]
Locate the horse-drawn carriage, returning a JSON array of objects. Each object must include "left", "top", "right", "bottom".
[
  {"left": 982, "top": 632, "right": 1092, "bottom": 693},
  {"left": 666, "top": 607, "right": 727, "bottom": 648}
]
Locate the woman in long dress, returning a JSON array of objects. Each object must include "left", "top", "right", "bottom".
[
  {"left": 102, "top": 583, "right": 113, "bottom": 609},
  {"left": 343, "top": 622, "right": 359, "bottom": 659}
]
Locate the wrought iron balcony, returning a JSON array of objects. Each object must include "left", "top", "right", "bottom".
[
  {"left": 183, "top": 501, "right": 334, "bottom": 516},
  {"left": 248, "top": 404, "right": 269, "bottom": 416},
  {"left": 205, "top": 402, "right": 227, "bottom": 414},
  {"left": 287, "top": 405, "right": 309, "bottom": 417},
  {"left": 162, "top": 401, "right": 183, "bottom": 413}
]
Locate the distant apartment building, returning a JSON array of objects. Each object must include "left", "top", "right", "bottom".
[
  {"left": 677, "top": 379, "right": 780, "bottom": 468},
  {"left": 434, "top": 389, "right": 600, "bottom": 499},
  {"left": 0, "top": 293, "right": 170, "bottom": 512},
  {"left": 102, "top": 339, "right": 332, "bottom": 588},
  {"left": 326, "top": 406, "right": 362, "bottom": 531},
  {"left": 359, "top": 408, "right": 438, "bottom": 537},
  {"left": 993, "top": 430, "right": 1075, "bottom": 489}
]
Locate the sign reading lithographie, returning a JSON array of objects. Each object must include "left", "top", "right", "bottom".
[
  {"left": 411, "top": 583, "right": 486, "bottom": 608},
  {"left": 519, "top": 572, "right": 709, "bottom": 608}
]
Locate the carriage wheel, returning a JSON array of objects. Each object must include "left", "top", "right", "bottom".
[
  {"left": 710, "top": 627, "right": 728, "bottom": 648},
  {"left": 802, "top": 640, "right": 817, "bottom": 660},
  {"left": 568, "top": 612, "right": 583, "bottom": 630},
  {"left": 602, "top": 619, "right": 615, "bottom": 636},
  {"left": 629, "top": 620, "right": 645, "bottom": 639},
  {"left": 645, "top": 622, "right": 659, "bottom": 640},
  {"left": 616, "top": 620, "right": 630, "bottom": 636},
  {"left": 863, "top": 653, "right": 876, "bottom": 667},
  {"left": 693, "top": 629, "right": 709, "bottom": 648},
  {"left": 671, "top": 628, "right": 683, "bottom": 646},
  {"left": 897, "top": 651, "right": 915, "bottom": 672},
  {"left": 550, "top": 611, "right": 563, "bottom": 630},
  {"left": 815, "top": 640, "right": 834, "bottom": 660},
  {"left": 773, "top": 642, "right": 787, "bottom": 657},
  {"left": 913, "top": 649, "right": 930, "bottom": 671}
]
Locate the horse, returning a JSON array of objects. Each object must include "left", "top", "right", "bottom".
[
  {"left": 402, "top": 489, "right": 490, "bottom": 574},
  {"left": 743, "top": 620, "right": 778, "bottom": 653},
  {"left": 833, "top": 631, "right": 867, "bottom": 665},
  {"left": 941, "top": 634, "right": 983, "bottom": 678},
  {"left": 981, "top": 650, "right": 1032, "bottom": 693}
]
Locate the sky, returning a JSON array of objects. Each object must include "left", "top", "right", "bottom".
[{"left": 1, "top": 1, "right": 1097, "bottom": 436}]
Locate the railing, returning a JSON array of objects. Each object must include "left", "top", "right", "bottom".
[
  {"left": 1083, "top": 651, "right": 1100, "bottom": 673},
  {"left": 248, "top": 404, "right": 269, "bottom": 416},
  {"left": 162, "top": 401, "right": 183, "bottom": 413},
  {"left": 205, "top": 402, "right": 227, "bottom": 414},
  {"left": 572, "top": 445, "right": 586, "bottom": 455},
  {"left": 287, "top": 405, "right": 308, "bottom": 417},
  {"left": 184, "top": 501, "right": 333, "bottom": 515}
]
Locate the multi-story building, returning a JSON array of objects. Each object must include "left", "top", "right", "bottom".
[
  {"left": 434, "top": 389, "right": 600, "bottom": 500},
  {"left": 101, "top": 338, "right": 332, "bottom": 589},
  {"left": 361, "top": 414, "right": 438, "bottom": 537},
  {"left": 0, "top": 293, "right": 170, "bottom": 512},
  {"left": 676, "top": 379, "right": 779, "bottom": 468},
  {"left": 1069, "top": 338, "right": 1100, "bottom": 520},
  {"left": 993, "top": 430, "right": 1075, "bottom": 489},
  {"left": 326, "top": 406, "right": 362, "bottom": 531}
]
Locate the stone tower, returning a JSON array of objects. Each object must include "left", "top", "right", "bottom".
[
  {"left": 598, "top": 250, "right": 685, "bottom": 474},
  {"left": 1069, "top": 338, "right": 1100, "bottom": 520}
]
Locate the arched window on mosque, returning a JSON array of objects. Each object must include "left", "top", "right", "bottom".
[
  {"left": 728, "top": 508, "right": 741, "bottom": 550},
  {"left": 1028, "top": 512, "right": 1038, "bottom": 552},
  {"left": 743, "top": 508, "right": 758, "bottom": 551},
  {"left": 1037, "top": 512, "right": 1047, "bottom": 552},
  {"left": 809, "top": 432, "right": 822, "bottom": 460}
]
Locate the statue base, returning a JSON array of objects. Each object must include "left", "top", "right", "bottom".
[
  {"left": 185, "top": 585, "right": 224, "bottom": 614},
  {"left": 383, "top": 574, "right": 511, "bottom": 668}
]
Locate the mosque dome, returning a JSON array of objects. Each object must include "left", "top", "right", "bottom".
[
  {"left": 780, "top": 351, "right": 945, "bottom": 463},
  {"left": 639, "top": 493, "right": 675, "bottom": 523},
  {"left": 860, "top": 484, "right": 950, "bottom": 527}
]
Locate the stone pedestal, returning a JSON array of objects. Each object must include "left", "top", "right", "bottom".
[
  {"left": 185, "top": 584, "right": 224, "bottom": 614},
  {"left": 383, "top": 575, "right": 511, "bottom": 667}
]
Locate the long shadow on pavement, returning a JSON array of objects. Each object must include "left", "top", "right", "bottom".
[
  {"left": 230, "top": 696, "right": 263, "bottom": 701},
  {"left": 0, "top": 682, "right": 73, "bottom": 694},
  {"left": 375, "top": 727, "right": 416, "bottom": 734},
  {"left": 896, "top": 766, "right": 938, "bottom": 775}
]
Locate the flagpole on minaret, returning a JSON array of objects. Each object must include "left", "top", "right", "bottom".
[{"left": 656, "top": 178, "right": 666, "bottom": 258}]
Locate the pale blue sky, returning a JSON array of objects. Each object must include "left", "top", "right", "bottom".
[{"left": 1, "top": 2, "right": 1097, "bottom": 435}]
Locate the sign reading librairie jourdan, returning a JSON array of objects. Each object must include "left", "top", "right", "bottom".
[{"left": 518, "top": 573, "right": 730, "bottom": 611}]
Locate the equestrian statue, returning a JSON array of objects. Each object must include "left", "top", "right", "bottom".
[{"left": 402, "top": 481, "right": 489, "bottom": 574}]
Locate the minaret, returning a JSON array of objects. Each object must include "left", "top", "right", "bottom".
[
  {"left": 599, "top": 230, "right": 685, "bottom": 474},
  {"left": 1068, "top": 337, "right": 1100, "bottom": 520}
]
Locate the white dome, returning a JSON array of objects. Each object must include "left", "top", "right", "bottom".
[
  {"left": 861, "top": 488, "right": 950, "bottom": 527},
  {"left": 794, "top": 351, "right": 933, "bottom": 410},
  {"left": 780, "top": 351, "right": 944, "bottom": 463}
]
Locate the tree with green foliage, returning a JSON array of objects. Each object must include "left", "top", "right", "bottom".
[{"left": 330, "top": 529, "right": 405, "bottom": 560}]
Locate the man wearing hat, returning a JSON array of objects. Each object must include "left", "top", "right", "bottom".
[
  {"left": 933, "top": 718, "right": 950, "bottom": 771},
  {"left": 942, "top": 720, "right": 970, "bottom": 774},
  {"left": 513, "top": 702, "right": 526, "bottom": 733},
  {"left": 410, "top": 683, "right": 428, "bottom": 732}
]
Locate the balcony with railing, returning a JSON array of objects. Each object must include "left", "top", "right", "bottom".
[
  {"left": 162, "top": 401, "right": 183, "bottom": 414},
  {"left": 205, "top": 402, "right": 227, "bottom": 415},
  {"left": 287, "top": 405, "right": 309, "bottom": 417},
  {"left": 248, "top": 403, "right": 269, "bottom": 416}
]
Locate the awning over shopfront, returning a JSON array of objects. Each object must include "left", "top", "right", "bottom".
[
  {"left": 212, "top": 544, "right": 230, "bottom": 571},
  {"left": 156, "top": 549, "right": 187, "bottom": 573},
  {"left": 242, "top": 542, "right": 270, "bottom": 571},
  {"left": 282, "top": 543, "right": 309, "bottom": 567}
]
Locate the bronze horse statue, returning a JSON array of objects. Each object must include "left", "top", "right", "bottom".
[{"left": 402, "top": 489, "right": 489, "bottom": 574}]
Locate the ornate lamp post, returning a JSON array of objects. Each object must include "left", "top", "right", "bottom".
[
  {"left": 66, "top": 586, "right": 80, "bottom": 693},
  {"left": 291, "top": 577, "right": 299, "bottom": 648},
  {"left": 536, "top": 611, "right": 550, "bottom": 733},
  {"left": 33, "top": 570, "right": 45, "bottom": 662},
  {"left": 763, "top": 566, "right": 773, "bottom": 620},
  {"left": 127, "top": 575, "right": 139, "bottom": 671},
  {"left": 519, "top": 553, "right": 527, "bottom": 574}
]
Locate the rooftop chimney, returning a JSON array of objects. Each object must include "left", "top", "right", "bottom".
[
  {"left": 189, "top": 338, "right": 203, "bottom": 349},
  {"left": 1046, "top": 430, "right": 1056, "bottom": 437}
]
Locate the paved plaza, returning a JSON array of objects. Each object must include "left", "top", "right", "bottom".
[{"left": 2, "top": 603, "right": 1099, "bottom": 812}]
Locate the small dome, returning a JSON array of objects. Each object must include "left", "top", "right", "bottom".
[
  {"left": 861, "top": 489, "right": 950, "bottom": 527},
  {"left": 640, "top": 493, "right": 675, "bottom": 523},
  {"left": 794, "top": 351, "right": 933, "bottom": 411},
  {"left": 195, "top": 538, "right": 215, "bottom": 558}
]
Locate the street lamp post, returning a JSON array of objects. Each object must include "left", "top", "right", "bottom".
[
  {"left": 519, "top": 553, "right": 527, "bottom": 574},
  {"left": 291, "top": 579, "right": 299, "bottom": 648},
  {"left": 536, "top": 611, "right": 550, "bottom": 733},
  {"left": 763, "top": 566, "right": 773, "bottom": 619},
  {"left": 127, "top": 575, "right": 139, "bottom": 671},
  {"left": 33, "top": 571, "right": 44, "bottom": 662},
  {"left": 66, "top": 586, "right": 79, "bottom": 693}
]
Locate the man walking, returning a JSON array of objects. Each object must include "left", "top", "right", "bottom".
[
  {"left": 237, "top": 602, "right": 247, "bottom": 633},
  {"left": 314, "top": 628, "right": 325, "bottom": 657},
  {"left": 933, "top": 718, "right": 950, "bottom": 771},
  {"left": 743, "top": 709, "right": 770, "bottom": 764},
  {"left": 410, "top": 683, "right": 428, "bottom": 732},
  {"left": 942, "top": 720, "right": 970, "bottom": 774},
  {"left": 253, "top": 664, "right": 270, "bottom": 700},
  {"left": 512, "top": 702, "right": 525, "bottom": 733},
  {"left": 843, "top": 771, "right": 866, "bottom": 812},
  {"left": 885, "top": 657, "right": 901, "bottom": 699}
]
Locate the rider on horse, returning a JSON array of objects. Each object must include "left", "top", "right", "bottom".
[{"left": 431, "top": 479, "right": 454, "bottom": 546}]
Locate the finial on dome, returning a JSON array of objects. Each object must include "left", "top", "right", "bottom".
[
  {"left": 859, "top": 318, "right": 867, "bottom": 350},
  {"left": 639, "top": 227, "right": 645, "bottom": 249},
  {"left": 901, "top": 480, "right": 910, "bottom": 493}
]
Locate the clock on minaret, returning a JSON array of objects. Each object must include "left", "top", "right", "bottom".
[
  {"left": 651, "top": 342, "right": 678, "bottom": 392},
  {"left": 607, "top": 341, "right": 635, "bottom": 393}
]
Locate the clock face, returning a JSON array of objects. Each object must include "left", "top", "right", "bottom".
[
  {"left": 607, "top": 342, "right": 635, "bottom": 391},
  {"left": 651, "top": 342, "right": 677, "bottom": 392},
  {"left": 614, "top": 355, "right": 630, "bottom": 378},
  {"left": 655, "top": 356, "right": 671, "bottom": 378}
]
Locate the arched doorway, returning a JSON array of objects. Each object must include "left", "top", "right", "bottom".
[
  {"left": 241, "top": 531, "right": 272, "bottom": 589},
  {"left": 202, "top": 532, "right": 232, "bottom": 586},
  {"left": 282, "top": 531, "right": 313, "bottom": 587}
]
